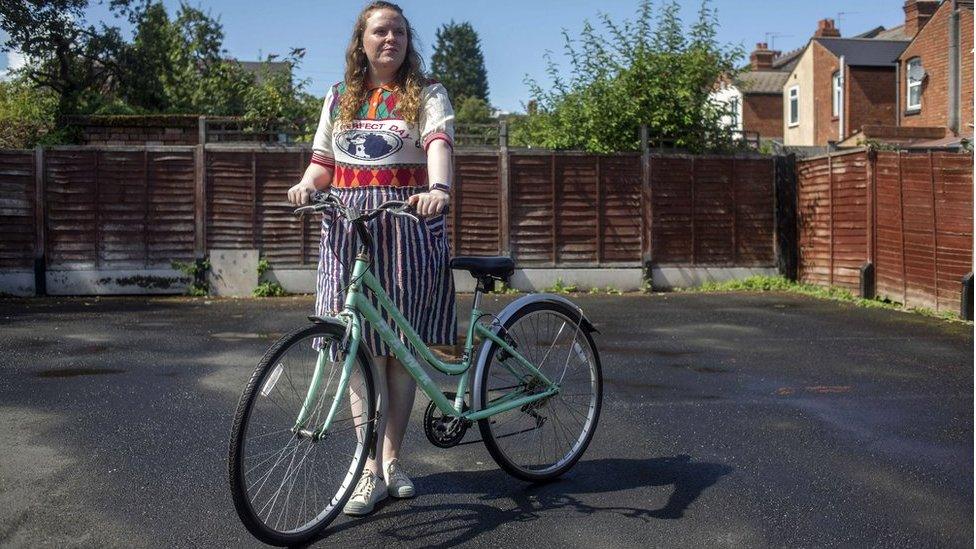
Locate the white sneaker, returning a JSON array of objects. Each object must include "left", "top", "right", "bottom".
[
  {"left": 386, "top": 459, "right": 415, "bottom": 499},
  {"left": 343, "top": 470, "right": 387, "bottom": 516}
]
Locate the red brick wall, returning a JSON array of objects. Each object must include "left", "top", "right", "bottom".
[
  {"left": 81, "top": 124, "right": 200, "bottom": 146},
  {"left": 813, "top": 41, "right": 840, "bottom": 145},
  {"left": 742, "top": 94, "right": 783, "bottom": 138},
  {"left": 846, "top": 66, "right": 898, "bottom": 135},
  {"left": 960, "top": 7, "right": 973, "bottom": 133},
  {"left": 899, "top": 2, "right": 974, "bottom": 133}
]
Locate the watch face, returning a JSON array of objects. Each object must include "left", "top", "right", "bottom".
[{"left": 335, "top": 130, "right": 404, "bottom": 162}]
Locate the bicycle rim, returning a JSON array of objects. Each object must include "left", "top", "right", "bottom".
[
  {"left": 229, "top": 326, "right": 374, "bottom": 544},
  {"left": 480, "top": 304, "right": 601, "bottom": 479}
]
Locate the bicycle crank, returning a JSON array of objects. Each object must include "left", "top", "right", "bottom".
[{"left": 423, "top": 395, "right": 471, "bottom": 448}]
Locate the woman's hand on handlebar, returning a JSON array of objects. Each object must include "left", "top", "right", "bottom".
[
  {"left": 407, "top": 189, "right": 449, "bottom": 217},
  {"left": 287, "top": 179, "right": 320, "bottom": 206}
]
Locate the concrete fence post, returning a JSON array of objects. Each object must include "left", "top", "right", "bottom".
[
  {"left": 499, "top": 119, "right": 510, "bottom": 257},
  {"left": 34, "top": 146, "right": 46, "bottom": 296}
]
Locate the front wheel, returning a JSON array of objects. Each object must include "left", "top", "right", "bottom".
[
  {"left": 476, "top": 301, "right": 602, "bottom": 482},
  {"left": 228, "top": 322, "right": 376, "bottom": 546}
]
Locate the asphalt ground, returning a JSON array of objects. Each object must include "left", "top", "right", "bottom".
[{"left": 0, "top": 292, "right": 972, "bottom": 548}]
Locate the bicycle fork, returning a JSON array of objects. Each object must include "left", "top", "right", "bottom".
[{"left": 292, "top": 315, "right": 363, "bottom": 442}]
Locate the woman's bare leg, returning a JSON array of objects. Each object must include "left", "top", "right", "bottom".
[
  {"left": 382, "top": 356, "right": 417, "bottom": 465},
  {"left": 357, "top": 355, "right": 386, "bottom": 476}
]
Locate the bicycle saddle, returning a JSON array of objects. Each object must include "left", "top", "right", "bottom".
[{"left": 450, "top": 256, "right": 515, "bottom": 279}]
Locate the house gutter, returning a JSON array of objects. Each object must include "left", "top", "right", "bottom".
[{"left": 947, "top": 0, "right": 961, "bottom": 134}]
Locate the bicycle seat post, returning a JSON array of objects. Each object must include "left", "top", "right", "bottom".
[{"left": 472, "top": 275, "right": 494, "bottom": 313}]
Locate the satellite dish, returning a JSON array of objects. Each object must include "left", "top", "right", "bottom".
[{"left": 908, "top": 62, "right": 926, "bottom": 81}]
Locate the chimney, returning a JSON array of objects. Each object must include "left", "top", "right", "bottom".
[
  {"left": 814, "top": 18, "right": 841, "bottom": 38},
  {"left": 903, "top": 1, "right": 940, "bottom": 37},
  {"left": 750, "top": 42, "right": 778, "bottom": 71}
]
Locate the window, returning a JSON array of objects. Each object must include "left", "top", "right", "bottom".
[
  {"left": 730, "top": 96, "right": 740, "bottom": 128},
  {"left": 788, "top": 86, "right": 799, "bottom": 126},
  {"left": 906, "top": 58, "right": 922, "bottom": 111},
  {"left": 832, "top": 71, "right": 842, "bottom": 117}
]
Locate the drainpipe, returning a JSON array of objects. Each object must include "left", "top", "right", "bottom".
[
  {"left": 895, "top": 62, "right": 901, "bottom": 126},
  {"left": 948, "top": 0, "right": 960, "bottom": 135},
  {"left": 838, "top": 55, "right": 845, "bottom": 140}
]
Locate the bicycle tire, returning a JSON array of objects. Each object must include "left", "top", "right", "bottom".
[
  {"left": 228, "top": 322, "right": 375, "bottom": 546},
  {"left": 476, "top": 301, "right": 602, "bottom": 482}
]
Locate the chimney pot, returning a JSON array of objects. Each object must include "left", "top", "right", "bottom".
[{"left": 814, "top": 18, "right": 841, "bottom": 38}]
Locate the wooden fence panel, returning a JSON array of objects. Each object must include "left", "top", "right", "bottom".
[
  {"left": 874, "top": 151, "right": 973, "bottom": 311},
  {"left": 874, "top": 152, "right": 904, "bottom": 301},
  {"left": 599, "top": 155, "right": 642, "bottom": 263},
  {"left": 96, "top": 150, "right": 149, "bottom": 267},
  {"left": 207, "top": 151, "right": 256, "bottom": 250},
  {"left": 828, "top": 152, "right": 869, "bottom": 290},
  {"left": 797, "top": 156, "right": 831, "bottom": 286},
  {"left": 45, "top": 150, "right": 98, "bottom": 269},
  {"left": 555, "top": 156, "right": 599, "bottom": 263},
  {"left": 799, "top": 150, "right": 972, "bottom": 314},
  {"left": 651, "top": 156, "right": 694, "bottom": 263},
  {"left": 693, "top": 157, "right": 735, "bottom": 264},
  {"left": 147, "top": 151, "right": 196, "bottom": 264},
  {"left": 510, "top": 154, "right": 555, "bottom": 265},
  {"left": 736, "top": 158, "right": 776, "bottom": 265},
  {"left": 452, "top": 153, "right": 501, "bottom": 257},
  {"left": 932, "top": 152, "right": 974, "bottom": 312},
  {"left": 0, "top": 151, "right": 37, "bottom": 270},
  {"left": 255, "top": 152, "right": 306, "bottom": 266}
]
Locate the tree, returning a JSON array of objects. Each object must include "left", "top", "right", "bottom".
[
  {"left": 430, "top": 21, "right": 489, "bottom": 104},
  {"left": 514, "top": 0, "right": 743, "bottom": 153},
  {"left": 0, "top": 78, "right": 61, "bottom": 148},
  {"left": 0, "top": 0, "right": 133, "bottom": 118},
  {"left": 454, "top": 96, "right": 493, "bottom": 124},
  {"left": 1, "top": 0, "right": 320, "bottom": 140}
]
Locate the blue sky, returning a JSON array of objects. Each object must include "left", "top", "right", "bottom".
[{"left": 84, "top": 0, "right": 905, "bottom": 113}]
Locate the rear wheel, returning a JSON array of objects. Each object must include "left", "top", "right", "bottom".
[
  {"left": 476, "top": 301, "right": 602, "bottom": 481},
  {"left": 228, "top": 322, "right": 375, "bottom": 546}
]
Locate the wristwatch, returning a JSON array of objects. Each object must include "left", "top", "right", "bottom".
[{"left": 430, "top": 183, "right": 451, "bottom": 195}]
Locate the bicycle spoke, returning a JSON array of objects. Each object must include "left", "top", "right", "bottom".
[
  {"left": 234, "top": 330, "right": 374, "bottom": 538},
  {"left": 483, "top": 307, "right": 599, "bottom": 477}
]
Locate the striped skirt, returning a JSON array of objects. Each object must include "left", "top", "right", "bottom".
[{"left": 315, "top": 185, "right": 457, "bottom": 357}]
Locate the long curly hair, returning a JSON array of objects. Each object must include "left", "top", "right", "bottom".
[{"left": 339, "top": 2, "right": 426, "bottom": 127}]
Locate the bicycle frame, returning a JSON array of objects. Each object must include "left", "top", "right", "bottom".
[{"left": 294, "top": 252, "right": 560, "bottom": 438}]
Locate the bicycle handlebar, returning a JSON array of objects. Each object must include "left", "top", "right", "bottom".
[{"left": 293, "top": 190, "right": 446, "bottom": 223}]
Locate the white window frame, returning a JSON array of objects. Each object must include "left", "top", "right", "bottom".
[
  {"left": 906, "top": 58, "right": 922, "bottom": 111},
  {"left": 788, "top": 86, "right": 799, "bottom": 127},
  {"left": 730, "top": 96, "right": 740, "bottom": 129},
  {"left": 832, "top": 71, "right": 842, "bottom": 117}
]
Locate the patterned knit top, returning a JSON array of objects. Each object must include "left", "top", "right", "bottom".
[{"left": 309, "top": 81, "right": 455, "bottom": 188}]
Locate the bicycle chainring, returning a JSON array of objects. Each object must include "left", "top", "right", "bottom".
[{"left": 423, "top": 396, "right": 470, "bottom": 448}]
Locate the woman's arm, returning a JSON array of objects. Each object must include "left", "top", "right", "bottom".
[
  {"left": 288, "top": 163, "right": 333, "bottom": 205},
  {"left": 410, "top": 140, "right": 452, "bottom": 216}
]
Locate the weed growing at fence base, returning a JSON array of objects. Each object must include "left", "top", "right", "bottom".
[
  {"left": 171, "top": 259, "right": 210, "bottom": 297},
  {"left": 254, "top": 258, "right": 287, "bottom": 297},
  {"left": 683, "top": 275, "right": 969, "bottom": 323}
]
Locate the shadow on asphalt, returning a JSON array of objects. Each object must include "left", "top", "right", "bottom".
[{"left": 306, "top": 456, "right": 732, "bottom": 547}]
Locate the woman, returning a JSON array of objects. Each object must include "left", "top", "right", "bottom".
[{"left": 286, "top": 1, "right": 456, "bottom": 516}]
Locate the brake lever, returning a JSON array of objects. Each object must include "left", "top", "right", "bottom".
[
  {"left": 389, "top": 203, "right": 421, "bottom": 223},
  {"left": 293, "top": 204, "right": 318, "bottom": 217}
]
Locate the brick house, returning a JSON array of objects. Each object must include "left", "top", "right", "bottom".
[
  {"left": 782, "top": 17, "right": 914, "bottom": 147},
  {"left": 712, "top": 44, "right": 802, "bottom": 140},
  {"left": 897, "top": 0, "right": 973, "bottom": 136}
]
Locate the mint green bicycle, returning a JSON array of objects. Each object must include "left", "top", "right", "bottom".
[{"left": 228, "top": 191, "right": 602, "bottom": 546}]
